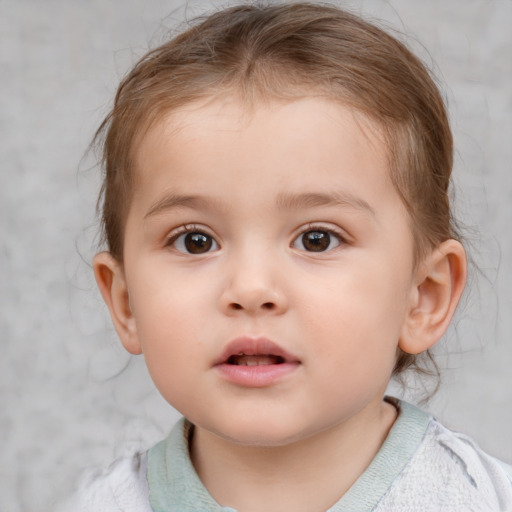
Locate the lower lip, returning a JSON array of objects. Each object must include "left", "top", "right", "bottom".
[{"left": 215, "top": 362, "right": 299, "bottom": 387}]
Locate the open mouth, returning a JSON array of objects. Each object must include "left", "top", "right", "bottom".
[
  {"left": 227, "top": 354, "right": 286, "bottom": 366},
  {"left": 216, "top": 337, "right": 299, "bottom": 386}
]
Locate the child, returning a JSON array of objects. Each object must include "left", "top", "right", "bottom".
[{"left": 64, "top": 2, "right": 512, "bottom": 511}]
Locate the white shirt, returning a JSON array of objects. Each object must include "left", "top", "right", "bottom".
[{"left": 59, "top": 399, "right": 512, "bottom": 512}]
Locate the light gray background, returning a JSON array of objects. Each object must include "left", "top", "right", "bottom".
[{"left": 1, "top": 1, "right": 511, "bottom": 511}]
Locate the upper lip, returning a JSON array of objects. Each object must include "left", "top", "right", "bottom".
[{"left": 214, "top": 337, "right": 300, "bottom": 366}]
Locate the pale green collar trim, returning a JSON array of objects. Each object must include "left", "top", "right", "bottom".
[
  {"left": 148, "top": 399, "right": 431, "bottom": 512},
  {"left": 148, "top": 420, "right": 236, "bottom": 512},
  {"left": 327, "top": 398, "right": 432, "bottom": 511}
]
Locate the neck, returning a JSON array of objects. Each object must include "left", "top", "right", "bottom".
[{"left": 190, "top": 398, "right": 397, "bottom": 512}]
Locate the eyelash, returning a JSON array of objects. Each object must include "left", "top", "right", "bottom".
[{"left": 164, "top": 223, "right": 348, "bottom": 255}]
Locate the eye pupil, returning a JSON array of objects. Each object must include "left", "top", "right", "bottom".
[
  {"left": 302, "top": 231, "right": 330, "bottom": 252},
  {"left": 185, "top": 233, "right": 212, "bottom": 254}
]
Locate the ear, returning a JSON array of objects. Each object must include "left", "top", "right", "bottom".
[
  {"left": 93, "top": 252, "right": 142, "bottom": 355},
  {"left": 399, "top": 239, "right": 467, "bottom": 355}
]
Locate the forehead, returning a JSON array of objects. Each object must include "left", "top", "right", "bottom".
[{"left": 132, "top": 96, "right": 390, "bottom": 194}]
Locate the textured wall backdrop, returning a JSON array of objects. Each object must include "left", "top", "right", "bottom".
[{"left": 1, "top": 1, "right": 511, "bottom": 511}]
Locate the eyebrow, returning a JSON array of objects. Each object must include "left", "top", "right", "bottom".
[
  {"left": 144, "top": 193, "right": 226, "bottom": 219},
  {"left": 276, "top": 191, "right": 376, "bottom": 217},
  {"left": 144, "top": 190, "right": 376, "bottom": 219}
]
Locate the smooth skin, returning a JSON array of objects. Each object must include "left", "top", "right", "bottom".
[{"left": 94, "top": 97, "right": 466, "bottom": 512}]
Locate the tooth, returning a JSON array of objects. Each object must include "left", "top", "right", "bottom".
[{"left": 232, "top": 355, "right": 283, "bottom": 366}]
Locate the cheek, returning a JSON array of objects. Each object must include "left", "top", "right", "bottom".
[
  {"left": 131, "top": 260, "right": 216, "bottom": 324},
  {"left": 297, "top": 262, "right": 408, "bottom": 360},
  {"left": 128, "top": 268, "right": 215, "bottom": 372},
  {"left": 135, "top": 301, "right": 208, "bottom": 411}
]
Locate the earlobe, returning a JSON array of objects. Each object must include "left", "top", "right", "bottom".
[
  {"left": 93, "top": 252, "right": 142, "bottom": 355},
  {"left": 399, "top": 239, "right": 467, "bottom": 355}
]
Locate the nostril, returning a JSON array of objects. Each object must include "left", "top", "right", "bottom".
[{"left": 226, "top": 301, "right": 278, "bottom": 312}]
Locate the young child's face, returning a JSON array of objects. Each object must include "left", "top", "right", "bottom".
[{"left": 116, "top": 97, "right": 420, "bottom": 446}]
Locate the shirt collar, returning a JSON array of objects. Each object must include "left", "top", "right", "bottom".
[{"left": 147, "top": 398, "right": 431, "bottom": 512}]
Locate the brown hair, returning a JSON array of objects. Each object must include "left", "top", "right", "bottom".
[{"left": 94, "top": 2, "right": 460, "bottom": 378}]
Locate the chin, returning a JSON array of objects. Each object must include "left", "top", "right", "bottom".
[{"left": 207, "top": 416, "right": 312, "bottom": 448}]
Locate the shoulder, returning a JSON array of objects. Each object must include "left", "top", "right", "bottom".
[
  {"left": 424, "top": 420, "right": 512, "bottom": 490},
  {"left": 57, "top": 451, "right": 152, "bottom": 512},
  {"left": 378, "top": 413, "right": 512, "bottom": 511}
]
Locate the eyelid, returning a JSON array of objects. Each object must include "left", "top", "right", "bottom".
[
  {"left": 296, "top": 223, "right": 349, "bottom": 241},
  {"left": 165, "top": 223, "right": 199, "bottom": 242}
]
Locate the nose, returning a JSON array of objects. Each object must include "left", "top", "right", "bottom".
[{"left": 219, "top": 252, "right": 288, "bottom": 316}]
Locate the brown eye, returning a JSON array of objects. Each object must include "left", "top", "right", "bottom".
[
  {"left": 172, "top": 230, "right": 219, "bottom": 254},
  {"left": 184, "top": 233, "right": 213, "bottom": 254},
  {"left": 292, "top": 229, "right": 342, "bottom": 252},
  {"left": 302, "top": 231, "right": 330, "bottom": 251}
]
